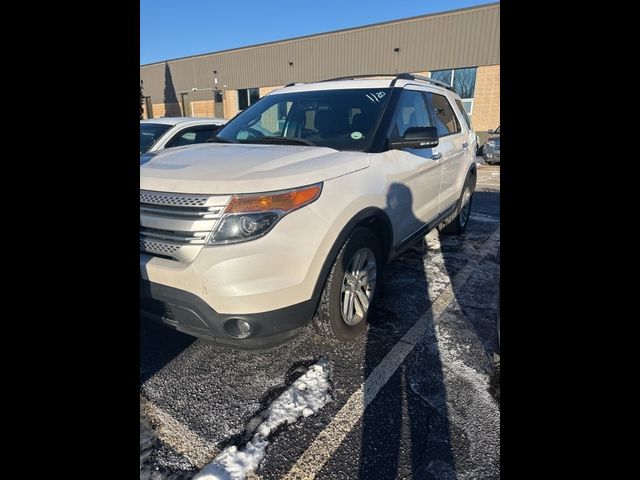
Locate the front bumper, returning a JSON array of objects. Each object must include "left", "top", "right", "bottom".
[{"left": 140, "top": 277, "right": 315, "bottom": 350}]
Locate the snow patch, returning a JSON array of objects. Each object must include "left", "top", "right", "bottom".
[
  {"left": 194, "top": 358, "right": 332, "bottom": 480},
  {"left": 425, "top": 229, "right": 441, "bottom": 250}
]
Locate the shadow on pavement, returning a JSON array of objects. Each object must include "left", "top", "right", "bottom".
[
  {"left": 140, "top": 316, "right": 195, "bottom": 385},
  {"left": 360, "top": 179, "right": 500, "bottom": 479}
]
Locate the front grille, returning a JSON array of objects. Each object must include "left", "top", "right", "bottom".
[
  {"left": 139, "top": 203, "right": 222, "bottom": 220},
  {"left": 140, "top": 227, "right": 210, "bottom": 244},
  {"left": 140, "top": 191, "right": 208, "bottom": 207},
  {"left": 140, "top": 239, "right": 181, "bottom": 255},
  {"left": 140, "top": 189, "right": 230, "bottom": 262}
]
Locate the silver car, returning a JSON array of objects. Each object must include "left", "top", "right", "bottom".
[
  {"left": 483, "top": 125, "right": 500, "bottom": 164},
  {"left": 140, "top": 117, "right": 227, "bottom": 154}
]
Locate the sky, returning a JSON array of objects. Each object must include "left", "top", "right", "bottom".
[{"left": 140, "top": 0, "right": 494, "bottom": 65}]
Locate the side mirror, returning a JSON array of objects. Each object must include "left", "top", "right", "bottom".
[
  {"left": 389, "top": 126, "right": 439, "bottom": 150},
  {"left": 488, "top": 129, "right": 494, "bottom": 134}
]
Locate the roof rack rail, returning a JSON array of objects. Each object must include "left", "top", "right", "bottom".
[
  {"left": 319, "top": 73, "right": 399, "bottom": 82},
  {"left": 394, "top": 73, "right": 454, "bottom": 91},
  {"left": 306, "top": 73, "right": 454, "bottom": 91},
  {"left": 284, "top": 73, "right": 455, "bottom": 91}
]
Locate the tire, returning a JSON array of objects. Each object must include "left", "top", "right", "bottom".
[
  {"left": 440, "top": 177, "right": 475, "bottom": 235},
  {"left": 313, "top": 227, "right": 383, "bottom": 341}
]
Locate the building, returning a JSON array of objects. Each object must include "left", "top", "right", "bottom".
[{"left": 140, "top": 2, "right": 499, "bottom": 136}]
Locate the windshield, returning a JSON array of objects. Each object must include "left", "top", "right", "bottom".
[
  {"left": 140, "top": 123, "right": 172, "bottom": 153},
  {"left": 494, "top": 126, "right": 500, "bottom": 134},
  {"left": 215, "top": 88, "right": 391, "bottom": 151}
]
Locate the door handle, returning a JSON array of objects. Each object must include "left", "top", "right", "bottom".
[
  {"left": 431, "top": 152, "right": 442, "bottom": 161},
  {"left": 462, "top": 141, "right": 468, "bottom": 148}
]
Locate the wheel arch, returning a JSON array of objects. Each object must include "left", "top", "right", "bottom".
[{"left": 310, "top": 207, "right": 393, "bottom": 307}]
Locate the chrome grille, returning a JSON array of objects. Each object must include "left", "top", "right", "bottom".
[
  {"left": 140, "top": 191, "right": 208, "bottom": 207},
  {"left": 139, "top": 204, "right": 222, "bottom": 220},
  {"left": 140, "top": 189, "right": 230, "bottom": 262},
  {"left": 140, "top": 227, "right": 210, "bottom": 244},
  {"left": 139, "top": 240, "right": 181, "bottom": 256}
]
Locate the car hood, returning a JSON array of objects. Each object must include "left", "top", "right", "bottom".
[{"left": 140, "top": 143, "right": 371, "bottom": 194}]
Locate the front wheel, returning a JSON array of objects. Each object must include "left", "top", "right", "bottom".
[
  {"left": 440, "top": 180, "right": 474, "bottom": 235},
  {"left": 313, "top": 227, "right": 383, "bottom": 341}
]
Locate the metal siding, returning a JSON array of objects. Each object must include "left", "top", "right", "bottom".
[{"left": 140, "top": 4, "right": 499, "bottom": 104}]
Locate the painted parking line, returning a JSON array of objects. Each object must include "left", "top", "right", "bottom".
[
  {"left": 282, "top": 228, "right": 500, "bottom": 480},
  {"left": 143, "top": 396, "right": 269, "bottom": 478},
  {"left": 141, "top": 395, "right": 219, "bottom": 469}
]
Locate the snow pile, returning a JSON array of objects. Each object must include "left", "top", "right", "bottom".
[{"left": 194, "top": 358, "right": 332, "bottom": 480}]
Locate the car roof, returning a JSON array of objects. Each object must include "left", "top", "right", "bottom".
[{"left": 140, "top": 117, "right": 227, "bottom": 126}]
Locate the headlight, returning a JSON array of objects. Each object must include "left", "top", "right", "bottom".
[
  {"left": 487, "top": 140, "right": 495, "bottom": 148},
  {"left": 208, "top": 183, "right": 322, "bottom": 244}
]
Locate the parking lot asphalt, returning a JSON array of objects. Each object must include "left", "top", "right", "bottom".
[{"left": 140, "top": 165, "right": 500, "bottom": 480}]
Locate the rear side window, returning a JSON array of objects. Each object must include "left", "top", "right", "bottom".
[
  {"left": 165, "top": 125, "right": 222, "bottom": 148},
  {"left": 388, "top": 90, "right": 432, "bottom": 138},
  {"left": 426, "top": 93, "right": 461, "bottom": 136},
  {"left": 454, "top": 98, "right": 472, "bottom": 130},
  {"left": 140, "top": 123, "right": 172, "bottom": 153}
]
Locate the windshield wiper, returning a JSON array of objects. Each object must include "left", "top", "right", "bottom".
[
  {"left": 207, "top": 136, "right": 232, "bottom": 143},
  {"left": 239, "top": 136, "right": 316, "bottom": 147}
]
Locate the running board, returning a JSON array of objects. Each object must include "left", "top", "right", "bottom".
[{"left": 391, "top": 202, "right": 458, "bottom": 258}]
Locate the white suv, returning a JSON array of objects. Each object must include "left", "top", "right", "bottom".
[{"left": 140, "top": 74, "right": 477, "bottom": 349}]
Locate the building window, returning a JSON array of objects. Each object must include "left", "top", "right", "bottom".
[
  {"left": 430, "top": 67, "right": 477, "bottom": 115},
  {"left": 237, "top": 88, "right": 260, "bottom": 111}
]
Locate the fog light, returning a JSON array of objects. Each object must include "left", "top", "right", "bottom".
[
  {"left": 224, "top": 318, "right": 253, "bottom": 339},
  {"left": 237, "top": 319, "right": 251, "bottom": 337}
]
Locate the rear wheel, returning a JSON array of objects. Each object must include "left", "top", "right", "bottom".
[
  {"left": 313, "top": 227, "right": 383, "bottom": 341},
  {"left": 440, "top": 178, "right": 474, "bottom": 235}
]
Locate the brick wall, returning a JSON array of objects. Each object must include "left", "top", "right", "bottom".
[
  {"left": 223, "top": 90, "right": 239, "bottom": 119},
  {"left": 257, "top": 86, "right": 285, "bottom": 132},
  {"left": 470, "top": 65, "right": 499, "bottom": 132},
  {"left": 191, "top": 100, "right": 215, "bottom": 117},
  {"left": 151, "top": 103, "right": 182, "bottom": 118}
]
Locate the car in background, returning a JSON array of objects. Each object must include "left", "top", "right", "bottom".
[
  {"left": 140, "top": 117, "right": 227, "bottom": 153},
  {"left": 483, "top": 125, "right": 500, "bottom": 164}
]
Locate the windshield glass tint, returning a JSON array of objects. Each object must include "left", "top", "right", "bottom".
[
  {"left": 216, "top": 88, "right": 391, "bottom": 151},
  {"left": 140, "top": 123, "right": 172, "bottom": 153}
]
